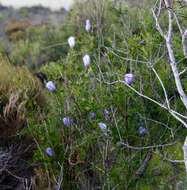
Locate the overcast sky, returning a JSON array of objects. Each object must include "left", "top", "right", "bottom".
[{"left": 0, "top": 0, "right": 74, "bottom": 10}]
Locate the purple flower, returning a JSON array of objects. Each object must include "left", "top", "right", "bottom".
[
  {"left": 83, "top": 54, "right": 91, "bottom": 68},
  {"left": 85, "top": 19, "right": 91, "bottom": 32},
  {"left": 68, "top": 36, "right": 75, "bottom": 48},
  {"left": 124, "top": 73, "right": 134, "bottom": 85},
  {"left": 45, "top": 147, "right": 54, "bottom": 157},
  {"left": 103, "top": 108, "right": 110, "bottom": 121},
  {"left": 46, "top": 81, "right": 56, "bottom": 92},
  {"left": 104, "top": 109, "right": 110, "bottom": 115},
  {"left": 98, "top": 122, "right": 108, "bottom": 134},
  {"left": 89, "top": 112, "right": 96, "bottom": 120},
  {"left": 63, "top": 117, "right": 73, "bottom": 127},
  {"left": 183, "top": 29, "right": 187, "bottom": 38},
  {"left": 138, "top": 127, "right": 148, "bottom": 136}
]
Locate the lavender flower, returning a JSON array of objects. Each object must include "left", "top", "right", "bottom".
[
  {"left": 45, "top": 147, "right": 55, "bottom": 157},
  {"left": 183, "top": 29, "right": 187, "bottom": 37},
  {"left": 68, "top": 36, "right": 75, "bottom": 48},
  {"left": 63, "top": 117, "right": 73, "bottom": 127},
  {"left": 46, "top": 81, "right": 56, "bottom": 92},
  {"left": 83, "top": 54, "right": 91, "bottom": 68},
  {"left": 98, "top": 122, "right": 108, "bottom": 135},
  {"left": 103, "top": 108, "right": 110, "bottom": 121},
  {"left": 104, "top": 109, "right": 110, "bottom": 115},
  {"left": 124, "top": 73, "right": 134, "bottom": 85},
  {"left": 85, "top": 19, "right": 91, "bottom": 32},
  {"left": 89, "top": 112, "right": 96, "bottom": 120},
  {"left": 138, "top": 127, "right": 148, "bottom": 136}
]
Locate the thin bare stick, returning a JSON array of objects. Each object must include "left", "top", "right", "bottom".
[
  {"left": 120, "top": 141, "right": 177, "bottom": 150},
  {"left": 183, "top": 137, "right": 187, "bottom": 172}
]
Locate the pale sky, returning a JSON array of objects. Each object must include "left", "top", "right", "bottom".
[{"left": 0, "top": 0, "right": 74, "bottom": 10}]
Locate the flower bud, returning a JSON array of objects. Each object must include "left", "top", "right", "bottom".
[
  {"left": 139, "top": 40, "right": 146, "bottom": 46},
  {"left": 63, "top": 117, "right": 73, "bottom": 127},
  {"left": 45, "top": 147, "right": 55, "bottom": 157},
  {"left": 85, "top": 19, "right": 91, "bottom": 32},
  {"left": 83, "top": 54, "right": 91, "bottom": 68},
  {"left": 68, "top": 36, "right": 75, "bottom": 48},
  {"left": 124, "top": 73, "right": 134, "bottom": 85},
  {"left": 138, "top": 127, "right": 148, "bottom": 136},
  {"left": 89, "top": 112, "right": 96, "bottom": 120},
  {"left": 103, "top": 108, "right": 110, "bottom": 121},
  {"left": 46, "top": 81, "right": 56, "bottom": 92}
]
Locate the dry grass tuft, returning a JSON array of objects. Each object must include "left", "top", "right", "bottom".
[{"left": 0, "top": 56, "right": 45, "bottom": 137}]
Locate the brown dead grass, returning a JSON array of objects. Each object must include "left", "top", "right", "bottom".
[{"left": 0, "top": 56, "right": 45, "bottom": 138}]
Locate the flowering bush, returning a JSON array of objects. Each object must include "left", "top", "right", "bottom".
[{"left": 30, "top": 1, "right": 187, "bottom": 189}]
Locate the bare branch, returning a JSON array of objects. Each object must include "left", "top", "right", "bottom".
[
  {"left": 135, "top": 151, "right": 152, "bottom": 177},
  {"left": 182, "top": 30, "right": 187, "bottom": 58},
  {"left": 153, "top": 0, "right": 187, "bottom": 110},
  {"left": 98, "top": 78, "right": 187, "bottom": 127},
  {"left": 151, "top": 67, "right": 170, "bottom": 108},
  {"left": 173, "top": 12, "right": 183, "bottom": 35},
  {"left": 183, "top": 137, "right": 187, "bottom": 172},
  {"left": 152, "top": 8, "right": 166, "bottom": 38},
  {"left": 179, "top": 67, "right": 187, "bottom": 76},
  {"left": 120, "top": 141, "right": 177, "bottom": 150},
  {"left": 152, "top": 0, "right": 187, "bottom": 173}
]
